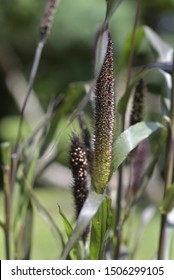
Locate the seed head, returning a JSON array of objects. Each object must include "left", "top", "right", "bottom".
[
  {"left": 130, "top": 79, "right": 144, "bottom": 126},
  {"left": 39, "top": 0, "right": 59, "bottom": 43},
  {"left": 70, "top": 134, "right": 89, "bottom": 241},
  {"left": 92, "top": 32, "right": 114, "bottom": 193}
]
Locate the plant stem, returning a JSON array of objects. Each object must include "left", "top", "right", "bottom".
[
  {"left": 115, "top": 165, "right": 123, "bottom": 259},
  {"left": 4, "top": 165, "right": 11, "bottom": 260},
  {"left": 114, "top": 0, "right": 140, "bottom": 259},
  {"left": 158, "top": 54, "right": 174, "bottom": 259},
  {"left": 125, "top": 0, "right": 140, "bottom": 90},
  {"left": 1, "top": 143, "right": 12, "bottom": 259},
  {"left": 15, "top": 41, "right": 44, "bottom": 151}
]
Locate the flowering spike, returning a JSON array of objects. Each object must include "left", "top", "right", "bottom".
[
  {"left": 70, "top": 134, "right": 89, "bottom": 240},
  {"left": 129, "top": 79, "right": 148, "bottom": 196},
  {"left": 92, "top": 32, "right": 114, "bottom": 193},
  {"left": 130, "top": 79, "right": 144, "bottom": 126},
  {"left": 39, "top": 0, "right": 59, "bottom": 43}
]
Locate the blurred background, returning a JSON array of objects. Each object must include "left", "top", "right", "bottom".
[{"left": 0, "top": 0, "right": 174, "bottom": 259}]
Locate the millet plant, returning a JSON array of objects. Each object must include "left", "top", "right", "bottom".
[{"left": 0, "top": 0, "right": 174, "bottom": 260}]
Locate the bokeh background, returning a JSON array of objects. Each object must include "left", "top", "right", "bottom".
[{"left": 0, "top": 0, "right": 174, "bottom": 259}]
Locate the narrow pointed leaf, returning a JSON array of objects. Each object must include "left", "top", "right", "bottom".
[
  {"left": 144, "top": 26, "right": 171, "bottom": 61},
  {"left": 30, "top": 190, "right": 64, "bottom": 248},
  {"left": 58, "top": 205, "right": 73, "bottom": 237},
  {"left": 23, "top": 200, "right": 33, "bottom": 259},
  {"left": 118, "top": 26, "right": 144, "bottom": 71},
  {"left": 58, "top": 205, "right": 81, "bottom": 260},
  {"left": 145, "top": 62, "right": 173, "bottom": 75},
  {"left": 90, "top": 197, "right": 111, "bottom": 259},
  {"left": 45, "top": 83, "right": 86, "bottom": 146},
  {"left": 60, "top": 191, "right": 105, "bottom": 259},
  {"left": 111, "top": 121, "right": 165, "bottom": 174},
  {"left": 0, "top": 221, "right": 5, "bottom": 231},
  {"left": 95, "top": 27, "right": 109, "bottom": 77},
  {"left": 133, "top": 127, "right": 167, "bottom": 202},
  {"left": 105, "top": 0, "right": 122, "bottom": 24},
  {"left": 160, "top": 184, "right": 174, "bottom": 214},
  {"left": 117, "top": 68, "right": 153, "bottom": 114}
]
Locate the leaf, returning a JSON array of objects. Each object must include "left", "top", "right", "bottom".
[
  {"left": 22, "top": 200, "right": 33, "bottom": 259},
  {"left": 58, "top": 205, "right": 81, "bottom": 260},
  {"left": 58, "top": 205, "right": 73, "bottom": 237},
  {"left": 95, "top": 27, "right": 109, "bottom": 77},
  {"left": 145, "top": 62, "right": 173, "bottom": 75},
  {"left": 0, "top": 221, "right": 5, "bottom": 231},
  {"left": 105, "top": 0, "right": 123, "bottom": 25},
  {"left": 90, "top": 197, "right": 111, "bottom": 259},
  {"left": 111, "top": 121, "right": 166, "bottom": 174},
  {"left": 60, "top": 191, "right": 105, "bottom": 259},
  {"left": 118, "top": 26, "right": 144, "bottom": 71},
  {"left": 45, "top": 83, "right": 86, "bottom": 146},
  {"left": 117, "top": 68, "right": 152, "bottom": 115},
  {"left": 0, "top": 142, "right": 11, "bottom": 166},
  {"left": 131, "top": 126, "right": 167, "bottom": 203},
  {"left": 30, "top": 190, "right": 64, "bottom": 248},
  {"left": 160, "top": 184, "right": 174, "bottom": 214},
  {"left": 144, "top": 26, "right": 171, "bottom": 61}
]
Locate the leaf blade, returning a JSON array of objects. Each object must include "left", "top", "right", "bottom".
[
  {"left": 60, "top": 191, "right": 105, "bottom": 259},
  {"left": 90, "top": 197, "right": 111, "bottom": 259},
  {"left": 105, "top": 0, "right": 123, "bottom": 24},
  {"left": 111, "top": 121, "right": 166, "bottom": 174}
]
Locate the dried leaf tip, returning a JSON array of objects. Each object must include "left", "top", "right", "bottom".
[
  {"left": 130, "top": 79, "right": 144, "bottom": 126},
  {"left": 39, "top": 0, "right": 59, "bottom": 43},
  {"left": 92, "top": 32, "right": 114, "bottom": 193}
]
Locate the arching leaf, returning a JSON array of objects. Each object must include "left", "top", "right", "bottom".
[{"left": 111, "top": 121, "right": 166, "bottom": 175}]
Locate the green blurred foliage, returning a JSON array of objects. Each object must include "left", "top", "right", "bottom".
[{"left": 0, "top": 0, "right": 174, "bottom": 154}]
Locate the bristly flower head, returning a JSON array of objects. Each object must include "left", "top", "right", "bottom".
[
  {"left": 130, "top": 79, "right": 144, "bottom": 126},
  {"left": 92, "top": 32, "right": 114, "bottom": 193},
  {"left": 129, "top": 79, "right": 149, "bottom": 196},
  {"left": 70, "top": 133, "right": 89, "bottom": 218},
  {"left": 39, "top": 0, "right": 59, "bottom": 43},
  {"left": 70, "top": 133, "right": 89, "bottom": 241}
]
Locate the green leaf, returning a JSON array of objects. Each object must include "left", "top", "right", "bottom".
[
  {"left": 118, "top": 26, "right": 144, "bottom": 71},
  {"left": 160, "top": 184, "right": 174, "bottom": 214},
  {"left": 0, "top": 220, "right": 5, "bottom": 231},
  {"left": 144, "top": 26, "right": 171, "bottom": 61},
  {"left": 60, "top": 191, "right": 105, "bottom": 259},
  {"left": 44, "top": 83, "right": 86, "bottom": 147},
  {"left": 111, "top": 121, "right": 166, "bottom": 174},
  {"left": 26, "top": 147, "right": 40, "bottom": 186},
  {"left": 105, "top": 0, "right": 123, "bottom": 24},
  {"left": 95, "top": 27, "right": 109, "bottom": 77},
  {"left": 58, "top": 205, "right": 73, "bottom": 237},
  {"left": 90, "top": 197, "right": 111, "bottom": 259},
  {"left": 58, "top": 205, "right": 81, "bottom": 260},
  {"left": 133, "top": 127, "right": 167, "bottom": 202},
  {"left": 117, "top": 68, "right": 152, "bottom": 115},
  {"left": 30, "top": 190, "right": 64, "bottom": 248},
  {"left": 22, "top": 200, "right": 33, "bottom": 259}
]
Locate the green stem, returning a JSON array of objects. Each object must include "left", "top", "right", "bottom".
[
  {"left": 114, "top": 0, "right": 140, "bottom": 259},
  {"left": 1, "top": 143, "right": 12, "bottom": 260},
  {"left": 158, "top": 51, "right": 174, "bottom": 260}
]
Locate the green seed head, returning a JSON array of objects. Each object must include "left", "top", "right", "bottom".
[{"left": 92, "top": 32, "right": 114, "bottom": 193}]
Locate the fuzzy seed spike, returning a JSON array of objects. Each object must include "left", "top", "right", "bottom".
[
  {"left": 70, "top": 134, "right": 89, "bottom": 241},
  {"left": 39, "top": 0, "right": 59, "bottom": 43},
  {"left": 130, "top": 79, "right": 144, "bottom": 126},
  {"left": 93, "top": 32, "right": 114, "bottom": 193}
]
